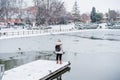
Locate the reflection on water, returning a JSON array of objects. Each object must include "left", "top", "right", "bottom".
[
  {"left": 0, "top": 59, "right": 20, "bottom": 70},
  {"left": 0, "top": 51, "right": 56, "bottom": 70}
]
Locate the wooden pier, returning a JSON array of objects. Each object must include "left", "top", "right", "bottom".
[{"left": 2, "top": 60, "right": 70, "bottom": 80}]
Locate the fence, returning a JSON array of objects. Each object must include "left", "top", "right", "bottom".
[{"left": 0, "top": 29, "right": 76, "bottom": 38}]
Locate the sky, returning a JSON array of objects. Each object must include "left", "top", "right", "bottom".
[{"left": 25, "top": 0, "right": 120, "bottom": 14}]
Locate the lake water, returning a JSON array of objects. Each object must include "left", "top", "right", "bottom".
[{"left": 0, "top": 30, "right": 120, "bottom": 80}]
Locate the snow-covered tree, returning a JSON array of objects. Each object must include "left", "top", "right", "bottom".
[{"left": 72, "top": 0, "right": 80, "bottom": 22}]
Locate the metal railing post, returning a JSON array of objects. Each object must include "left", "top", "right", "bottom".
[{"left": 0, "top": 64, "right": 5, "bottom": 80}]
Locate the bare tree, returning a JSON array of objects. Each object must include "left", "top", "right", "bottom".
[
  {"left": 108, "top": 9, "right": 117, "bottom": 22},
  {"left": 0, "top": 0, "right": 7, "bottom": 21},
  {"left": 0, "top": 0, "right": 26, "bottom": 24},
  {"left": 33, "top": 0, "right": 66, "bottom": 25},
  {"left": 0, "top": 0, "right": 18, "bottom": 24},
  {"left": 81, "top": 13, "right": 90, "bottom": 23}
]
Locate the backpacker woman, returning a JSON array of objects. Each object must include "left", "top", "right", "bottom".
[{"left": 55, "top": 39, "right": 64, "bottom": 64}]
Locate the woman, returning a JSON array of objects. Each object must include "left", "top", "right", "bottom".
[{"left": 55, "top": 39, "right": 64, "bottom": 64}]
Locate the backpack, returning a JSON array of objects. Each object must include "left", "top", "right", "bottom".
[{"left": 55, "top": 45, "right": 61, "bottom": 51}]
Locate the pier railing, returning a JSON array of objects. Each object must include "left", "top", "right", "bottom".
[
  {"left": 0, "top": 64, "right": 4, "bottom": 80},
  {"left": 0, "top": 29, "right": 77, "bottom": 38}
]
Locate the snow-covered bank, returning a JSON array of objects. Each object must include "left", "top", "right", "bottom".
[
  {"left": 0, "top": 23, "right": 74, "bottom": 38},
  {"left": 67, "top": 29, "right": 120, "bottom": 41},
  {"left": 0, "top": 29, "right": 78, "bottom": 40}
]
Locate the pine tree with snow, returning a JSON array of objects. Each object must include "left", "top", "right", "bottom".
[{"left": 72, "top": 0, "right": 80, "bottom": 22}]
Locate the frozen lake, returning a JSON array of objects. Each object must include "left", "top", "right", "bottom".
[{"left": 0, "top": 29, "right": 120, "bottom": 80}]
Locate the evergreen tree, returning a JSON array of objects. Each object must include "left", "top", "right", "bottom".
[
  {"left": 96, "top": 13, "right": 103, "bottom": 22},
  {"left": 90, "top": 7, "right": 97, "bottom": 23},
  {"left": 72, "top": 1, "right": 80, "bottom": 22}
]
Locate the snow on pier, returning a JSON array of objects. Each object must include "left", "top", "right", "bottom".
[{"left": 2, "top": 60, "right": 70, "bottom": 80}]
